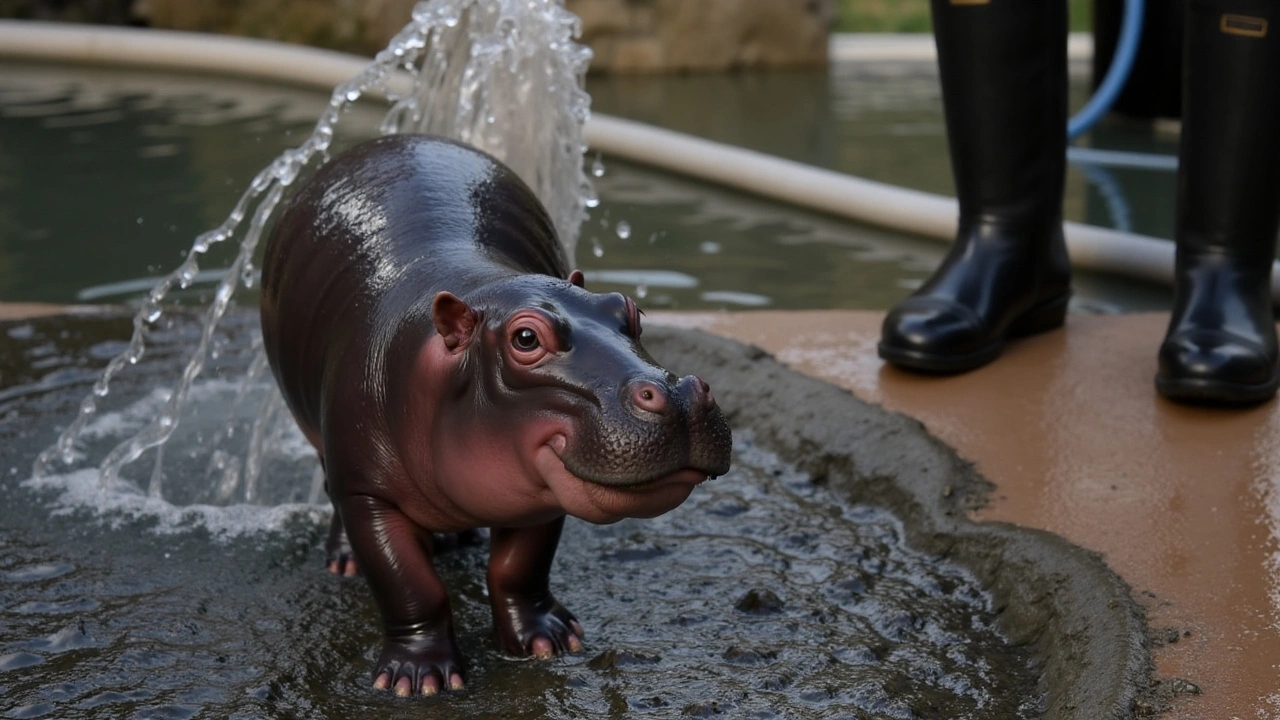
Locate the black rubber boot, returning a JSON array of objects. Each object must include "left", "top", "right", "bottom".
[
  {"left": 878, "top": 0, "right": 1071, "bottom": 374},
  {"left": 1156, "top": 0, "right": 1280, "bottom": 406}
]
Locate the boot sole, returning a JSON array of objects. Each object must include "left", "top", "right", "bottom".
[
  {"left": 1155, "top": 374, "right": 1280, "bottom": 407},
  {"left": 877, "top": 293, "right": 1070, "bottom": 375}
]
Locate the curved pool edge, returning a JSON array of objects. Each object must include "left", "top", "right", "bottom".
[
  {"left": 647, "top": 325, "right": 1154, "bottom": 719},
  {"left": 4, "top": 19, "right": 1276, "bottom": 302}
]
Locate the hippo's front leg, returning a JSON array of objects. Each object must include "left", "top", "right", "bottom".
[
  {"left": 339, "top": 493, "right": 465, "bottom": 696},
  {"left": 487, "top": 517, "right": 584, "bottom": 658}
]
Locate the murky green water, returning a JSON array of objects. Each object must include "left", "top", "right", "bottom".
[
  {"left": 588, "top": 60, "right": 1183, "bottom": 242},
  {"left": 0, "top": 310, "right": 1042, "bottom": 719},
  {"left": 0, "top": 61, "right": 1173, "bottom": 313}
]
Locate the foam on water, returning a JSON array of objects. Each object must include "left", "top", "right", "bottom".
[
  {"left": 21, "top": 368, "right": 330, "bottom": 538},
  {"left": 31, "top": 0, "right": 595, "bottom": 523},
  {"left": 22, "top": 469, "right": 329, "bottom": 539}
]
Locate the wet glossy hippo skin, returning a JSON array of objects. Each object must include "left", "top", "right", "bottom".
[{"left": 259, "top": 134, "right": 732, "bottom": 697}]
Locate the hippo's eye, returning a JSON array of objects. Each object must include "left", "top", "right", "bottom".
[{"left": 512, "top": 327, "right": 540, "bottom": 351}]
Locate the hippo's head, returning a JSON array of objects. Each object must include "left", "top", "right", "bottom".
[{"left": 430, "top": 272, "right": 732, "bottom": 524}]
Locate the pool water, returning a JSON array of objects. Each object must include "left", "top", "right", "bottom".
[{"left": 0, "top": 61, "right": 1174, "bottom": 313}]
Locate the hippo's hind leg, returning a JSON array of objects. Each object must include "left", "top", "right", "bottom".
[
  {"left": 326, "top": 512, "right": 359, "bottom": 577},
  {"left": 487, "top": 517, "right": 585, "bottom": 659},
  {"left": 311, "top": 457, "right": 360, "bottom": 576}
]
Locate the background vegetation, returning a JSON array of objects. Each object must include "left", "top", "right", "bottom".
[{"left": 836, "top": 0, "right": 1095, "bottom": 33}]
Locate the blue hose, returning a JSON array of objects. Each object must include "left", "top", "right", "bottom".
[{"left": 1068, "top": 0, "right": 1145, "bottom": 140}]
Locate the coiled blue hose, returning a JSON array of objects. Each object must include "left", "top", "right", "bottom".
[{"left": 1068, "top": 0, "right": 1145, "bottom": 140}]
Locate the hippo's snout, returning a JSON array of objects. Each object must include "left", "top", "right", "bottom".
[
  {"left": 625, "top": 378, "right": 672, "bottom": 417},
  {"left": 563, "top": 370, "right": 731, "bottom": 487},
  {"left": 624, "top": 374, "right": 717, "bottom": 420},
  {"left": 683, "top": 374, "right": 714, "bottom": 406},
  {"left": 678, "top": 374, "right": 733, "bottom": 479}
]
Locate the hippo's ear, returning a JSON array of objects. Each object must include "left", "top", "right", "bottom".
[
  {"left": 431, "top": 291, "right": 478, "bottom": 352},
  {"left": 568, "top": 269, "right": 585, "bottom": 288}
]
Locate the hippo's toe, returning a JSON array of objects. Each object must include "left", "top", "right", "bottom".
[
  {"left": 372, "top": 634, "right": 465, "bottom": 697},
  {"left": 492, "top": 592, "right": 585, "bottom": 659}
]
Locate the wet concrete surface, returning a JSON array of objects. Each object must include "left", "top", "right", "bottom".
[
  {"left": 652, "top": 310, "right": 1280, "bottom": 720},
  {"left": 1, "top": 308, "right": 1105, "bottom": 719}
]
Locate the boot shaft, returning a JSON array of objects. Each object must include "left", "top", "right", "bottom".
[
  {"left": 930, "top": 0, "right": 1068, "bottom": 234},
  {"left": 1177, "top": 0, "right": 1280, "bottom": 259}
]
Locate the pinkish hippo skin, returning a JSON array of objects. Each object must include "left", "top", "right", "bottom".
[{"left": 259, "top": 134, "right": 732, "bottom": 697}]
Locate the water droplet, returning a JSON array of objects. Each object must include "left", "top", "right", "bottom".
[
  {"left": 144, "top": 307, "right": 163, "bottom": 324},
  {"left": 345, "top": 88, "right": 361, "bottom": 103},
  {"left": 584, "top": 196, "right": 600, "bottom": 209},
  {"left": 176, "top": 259, "right": 199, "bottom": 289},
  {"left": 700, "top": 241, "right": 722, "bottom": 254},
  {"left": 615, "top": 221, "right": 631, "bottom": 240},
  {"left": 592, "top": 239, "right": 604, "bottom": 258},
  {"left": 590, "top": 154, "right": 605, "bottom": 178},
  {"left": 636, "top": 284, "right": 648, "bottom": 299},
  {"left": 136, "top": 217, "right": 144, "bottom": 225},
  {"left": 92, "top": 384, "right": 108, "bottom": 398}
]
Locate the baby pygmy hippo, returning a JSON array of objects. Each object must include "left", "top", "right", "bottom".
[{"left": 260, "top": 134, "right": 733, "bottom": 696}]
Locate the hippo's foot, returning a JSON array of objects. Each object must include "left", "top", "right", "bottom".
[
  {"left": 325, "top": 514, "right": 358, "bottom": 577},
  {"left": 372, "top": 633, "right": 465, "bottom": 697},
  {"left": 492, "top": 593, "right": 585, "bottom": 659}
]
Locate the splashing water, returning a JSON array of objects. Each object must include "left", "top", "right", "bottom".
[{"left": 33, "top": 0, "right": 595, "bottom": 499}]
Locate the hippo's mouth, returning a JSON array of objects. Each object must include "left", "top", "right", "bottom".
[
  {"left": 544, "top": 434, "right": 719, "bottom": 488},
  {"left": 535, "top": 435, "right": 714, "bottom": 524}
]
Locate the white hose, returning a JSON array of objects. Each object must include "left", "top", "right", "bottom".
[{"left": 4, "top": 20, "right": 1278, "bottom": 298}]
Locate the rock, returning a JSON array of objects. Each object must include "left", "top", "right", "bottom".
[
  {"left": 571, "top": 0, "right": 834, "bottom": 73},
  {"left": 734, "top": 587, "right": 784, "bottom": 614},
  {"left": 132, "top": 0, "right": 372, "bottom": 53},
  {"left": 126, "top": 0, "right": 831, "bottom": 73}
]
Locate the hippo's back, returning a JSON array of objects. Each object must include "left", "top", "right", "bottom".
[{"left": 260, "top": 134, "right": 568, "bottom": 433}]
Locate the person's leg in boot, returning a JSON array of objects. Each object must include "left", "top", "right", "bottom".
[
  {"left": 878, "top": 0, "right": 1071, "bottom": 374},
  {"left": 1157, "top": 0, "right": 1280, "bottom": 405}
]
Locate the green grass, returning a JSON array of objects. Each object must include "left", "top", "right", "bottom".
[{"left": 836, "top": 0, "right": 1094, "bottom": 33}]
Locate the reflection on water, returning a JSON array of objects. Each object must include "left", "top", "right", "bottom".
[{"left": 0, "top": 310, "right": 1042, "bottom": 719}]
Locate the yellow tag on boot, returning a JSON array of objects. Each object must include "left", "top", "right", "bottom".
[{"left": 1221, "top": 14, "right": 1268, "bottom": 38}]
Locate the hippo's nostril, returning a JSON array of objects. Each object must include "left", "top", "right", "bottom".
[{"left": 628, "top": 379, "right": 670, "bottom": 415}]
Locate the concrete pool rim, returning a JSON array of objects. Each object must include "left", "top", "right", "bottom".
[
  {"left": 645, "top": 326, "right": 1154, "bottom": 719},
  {"left": 4, "top": 20, "right": 1280, "bottom": 303}
]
